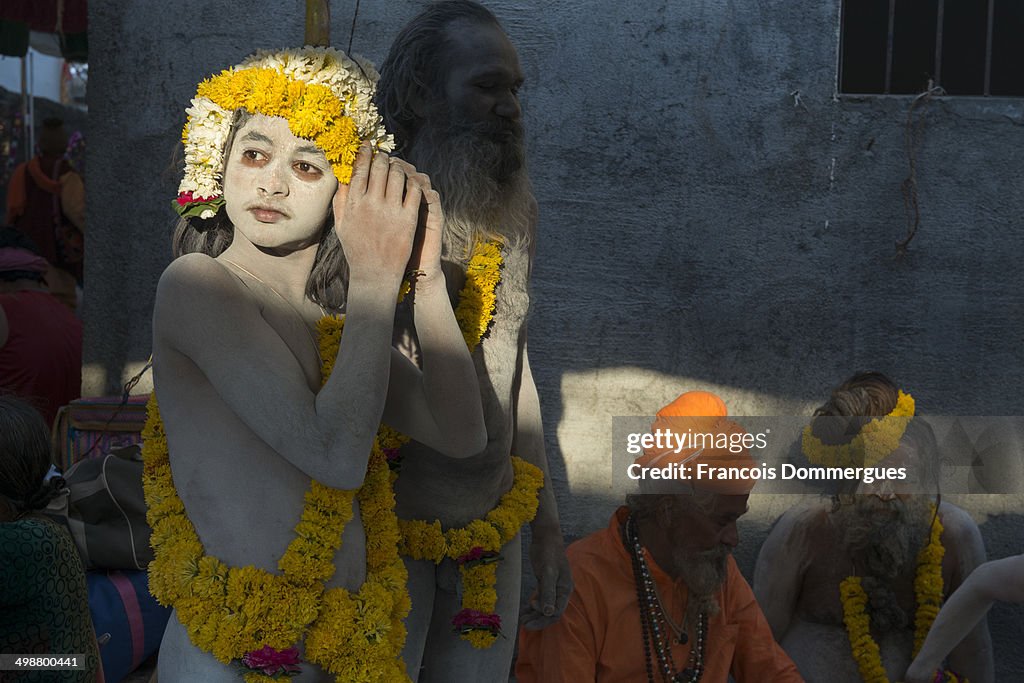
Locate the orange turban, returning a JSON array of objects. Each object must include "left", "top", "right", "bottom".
[{"left": 635, "top": 391, "right": 757, "bottom": 495}]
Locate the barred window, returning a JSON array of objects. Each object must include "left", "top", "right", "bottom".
[{"left": 840, "top": 0, "right": 1024, "bottom": 96}]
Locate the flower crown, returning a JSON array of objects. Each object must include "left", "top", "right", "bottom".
[
  {"left": 801, "top": 390, "right": 915, "bottom": 468},
  {"left": 175, "top": 46, "right": 395, "bottom": 221}
]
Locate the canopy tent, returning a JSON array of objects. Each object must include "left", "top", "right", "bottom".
[
  {"left": 0, "top": 0, "right": 87, "bottom": 61},
  {"left": 0, "top": 0, "right": 87, "bottom": 178}
]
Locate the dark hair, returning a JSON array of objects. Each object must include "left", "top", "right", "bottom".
[
  {"left": 0, "top": 394, "right": 64, "bottom": 514},
  {"left": 376, "top": 0, "right": 503, "bottom": 153},
  {"left": 809, "top": 371, "right": 900, "bottom": 445},
  {"left": 171, "top": 109, "right": 348, "bottom": 310},
  {"left": 811, "top": 371, "right": 941, "bottom": 496}
]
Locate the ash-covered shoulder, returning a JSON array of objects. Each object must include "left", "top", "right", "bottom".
[
  {"left": 155, "top": 253, "right": 252, "bottom": 310},
  {"left": 937, "top": 500, "right": 984, "bottom": 553}
]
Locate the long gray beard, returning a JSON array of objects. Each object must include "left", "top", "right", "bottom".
[
  {"left": 834, "top": 496, "right": 932, "bottom": 632},
  {"left": 406, "top": 118, "right": 534, "bottom": 263},
  {"left": 671, "top": 545, "right": 729, "bottom": 625}
]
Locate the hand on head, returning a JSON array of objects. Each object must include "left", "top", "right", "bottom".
[
  {"left": 333, "top": 143, "right": 443, "bottom": 286},
  {"left": 385, "top": 156, "right": 445, "bottom": 282},
  {"left": 405, "top": 173, "right": 445, "bottom": 283}
]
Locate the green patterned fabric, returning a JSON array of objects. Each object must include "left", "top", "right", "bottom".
[{"left": 0, "top": 516, "right": 100, "bottom": 681}]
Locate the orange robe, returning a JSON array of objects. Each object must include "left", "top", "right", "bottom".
[{"left": 516, "top": 507, "right": 803, "bottom": 683}]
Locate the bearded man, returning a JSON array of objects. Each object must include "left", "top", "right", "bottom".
[
  {"left": 753, "top": 372, "right": 993, "bottom": 683},
  {"left": 375, "top": 2, "right": 571, "bottom": 680},
  {"left": 517, "top": 390, "right": 802, "bottom": 682}
]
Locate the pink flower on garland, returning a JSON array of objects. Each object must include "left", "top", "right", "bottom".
[
  {"left": 176, "top": 191, "right": 218, "bottom": 206},
  {"left": 452, "top": 608, "right": 502, "bottom": 634},
  {"left": 241, "top": 645, "right": 302, "bottom": 677}
]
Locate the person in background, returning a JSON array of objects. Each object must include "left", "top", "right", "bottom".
[
  {"left": 516, "top": 391, "right": 802, "bottom": 682},
  {"left": 376, "top": 3, "right": 571, "bottom": 679},
  {"left": 754, "top": 371, "right": 992, "bottom": 683},
  {"left": 5, "top": 117, "right": 85, "bottom": 287},
  {"left": 0, "top": 226, "right": 82, "bottom": 428},
  {"left": 905, "top": 553, "right": 1020, "bottom": 682},
  {"left": 0, "top": 394, "right": 103, "bottom": 682}
]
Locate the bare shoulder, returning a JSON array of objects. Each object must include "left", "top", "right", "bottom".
[
  {"left": 155, "top": 254, "right": 251, "bottom": 310},
  {"left": 157, "top": 252, "right": 234, "bottom": 295},
  {"left": 757, "top": 501, "right": 828, "bottom": 578},
  {"left": 938, "top": 500, "right": 983, "bottom": 548},
  {"left": 154, "top": 254, "right": 254, "bottom": 343},
  {"left": 938, "top": 500, "right": 986, "bottom": 584},
  {"left": 767, "top": 499, "right": 830, "bottom": 545}
]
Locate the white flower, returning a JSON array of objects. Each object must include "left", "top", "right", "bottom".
[{"left": 178, "top": 47, "right": 394, "bottom": 212}]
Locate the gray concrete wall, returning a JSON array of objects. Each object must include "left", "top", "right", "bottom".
[{"left": 88, "top": 0, "right": 1024, "bottom": 676}]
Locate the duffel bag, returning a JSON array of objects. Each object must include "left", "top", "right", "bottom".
[
  {"left": 88, "top": 569, "right": 170, "bottom": 683},
  {"left": 44, "top": 445, "right": 153, "bottom": 571}
]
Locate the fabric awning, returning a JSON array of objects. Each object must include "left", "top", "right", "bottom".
[{"left": 0, "top": 0, "right": 87, "bottom": 60}]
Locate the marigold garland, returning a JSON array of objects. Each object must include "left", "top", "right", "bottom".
[
  {"left": 146, "top": 236, "right": 526, "bottom": 681},
  {"left": 838, "top": 505, "right": 967, "bottom": 683},
  {"left": 404, "top": 240, "right": 544, "bottom": 648},
  {"left": 176, "top": 47, "right": 393, "bottom": 220},
  {"left": 803, "top": 390, "right": 916, "bottom": 468},
  {"left": 320, "top": 240, "right": 541, "bottom": 648},
  {"left": 454, "top": 240, "right": 503, "bottom": 351},
  {"left": 399, "top": 456, "right": 544, "bottom": 648},
  {"left": 144, "top": 344, "right": 411, "bottom": 681}
]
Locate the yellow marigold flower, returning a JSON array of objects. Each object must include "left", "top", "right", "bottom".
[
  {"left": 288, "top": 106, "right": 327, "bottom": 140},
  {"left": 466, "top": 630, "right": 498, "bottom": 649},
  {"left": 244, "top": 70, "right": 290, "bottom": 117},
  {"left": 839, "top": 504, "right": 945, "bottom": 680},
  {"left": 803, "top": 390, "right": 915, "bottom": 468},
  {"left": 212, "top": 618, "right": 244, "bottom": 663}
]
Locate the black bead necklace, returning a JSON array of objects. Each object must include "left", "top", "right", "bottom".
[{"left": 625, "top": 514, "right": 706, "bottom": 683}]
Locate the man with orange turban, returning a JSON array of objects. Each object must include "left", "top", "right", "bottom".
[{"left": 516, "top": 391, "right": 802, "bottom": 682}]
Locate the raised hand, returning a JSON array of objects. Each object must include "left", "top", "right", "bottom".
[
  {"left": 405, "top": 170, "right": 445, "bottom": 280},
  {"left": 332, "top": 142, "right": 423, "bottom": 286}
]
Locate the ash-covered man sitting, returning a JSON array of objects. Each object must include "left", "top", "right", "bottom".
[{"left": 754, "top": 372, "right": 992, "bottom": 683}]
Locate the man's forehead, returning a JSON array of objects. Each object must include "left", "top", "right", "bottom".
[
  {"left": 707, "top": 493, "right": 750, "bottom": 516},
  {"left": 443, "top": 19, "right": 522, "bottom": 77}
]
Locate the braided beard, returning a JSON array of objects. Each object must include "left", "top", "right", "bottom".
[
  {"left": 834, "top": 496, "right": 931, "bottom": 632},
  {"left": 406, "top": 113, "right": 533, "bottom": 261}
]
